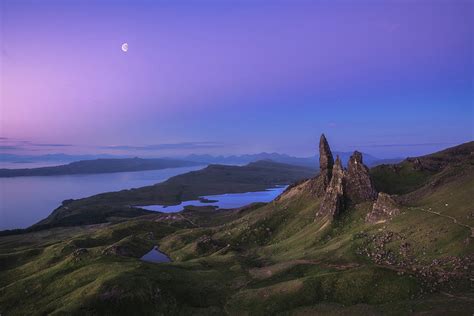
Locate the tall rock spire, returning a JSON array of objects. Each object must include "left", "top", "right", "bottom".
[
  {"left": 319, "top": 134, "right": 334, "bottom": 173},
  {"left": 317, "top": 156, "right": 344, "bottom": 218},
  {"left": 344, "top": 151, "right": 377, "bottom": 204},
  {"left": 311, "top": 134, "right": 335, "bottom": 197}
]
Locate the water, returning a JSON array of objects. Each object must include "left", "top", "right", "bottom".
[
  {"left": 141, "top": 246, "right": 171, "bottom": 263},
  {"left": 138, "top": 186, "right": 287, "bottom": 213},
  {"left": 0, "top": 166, "right": 205, "bottom": 230}
]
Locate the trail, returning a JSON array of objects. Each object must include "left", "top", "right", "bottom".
[
  {"left": 440, "top": 291, "right": 474, "bottom": 302},
  {"left": 409, "top": 207, "right": 474, "bottom": 237},
  {"left": 177, "top": 213, "right": 200, "bottom": 227}
]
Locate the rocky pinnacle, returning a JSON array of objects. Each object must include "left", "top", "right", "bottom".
[
  {"left": 317, "top": 155, "right": 345, "bottom": 218},
  {"left": 319, "top": 134, "right": 334, "bottom": 173},
  {"left": 316, "top": 144, "right": 378, "bottom": 220},
  {"left": 344, "top": 151, "right": 377, "bottom": 204},
  {"left": 311, "top": 134, "right": 335, "bottom": 197}
]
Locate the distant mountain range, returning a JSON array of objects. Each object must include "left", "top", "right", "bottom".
[
  {"left": 182, "top": 152, "right": 402, "bottom": 168},
  {"left": 0, "top": 152, "right": 403, "bottom": 173}
]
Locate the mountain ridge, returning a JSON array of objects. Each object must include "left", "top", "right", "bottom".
[{"left": 182, "top": 151, "right": 401, "bottom": 168}]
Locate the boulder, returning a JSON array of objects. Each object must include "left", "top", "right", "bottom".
[{"left": 366, "top": 192, "right": 400, "bottom": 223}]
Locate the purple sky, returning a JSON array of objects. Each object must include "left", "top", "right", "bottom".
[{"left": 1, "top": 0, "right": 473, "bottom": 158}]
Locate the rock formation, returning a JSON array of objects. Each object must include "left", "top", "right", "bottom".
[
  {"left": 365, "top": 192, "right": 400, "bottom": 223},
  {"left": 317, "top": 156, "right": 345, "bottom": 217},
  {"left": 313, "top": 137, "right": 378, "bottom": 220},
  {"left": 344, "top": 151, "right": 377, "bottom": 204},
  {"left": 319, "top": 134, "right": 334, "bottom": 174},
  {"left": 311, "top": 134, "right": 335, "bottom": 196}
]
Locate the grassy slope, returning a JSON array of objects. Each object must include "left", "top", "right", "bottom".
[
  {"left": 371, "top": 141, "right": 473, "bottom": 195},
  {"left": 2, "top": 170, "right": 472, "bottom": 315},
  {"left": 1, "top": 143, "right": 473, "bottom": 315}
]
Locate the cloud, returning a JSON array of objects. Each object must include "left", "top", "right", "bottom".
[
  {"left": 0, "top": 138, "right": 73, "bottom": 152},
  {"left": 30, "top": 143, "right": 73, "bottom": 147},
  {"left": 102, "top": 142, "right": 225, "bottom": 151},
  {"left": 0, "top": 145, "right": 21, "bottom": 150}
]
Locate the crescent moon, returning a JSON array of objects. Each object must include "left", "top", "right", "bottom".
[{"left": 121, "top": 43, "right": 128, "bottom": 52}]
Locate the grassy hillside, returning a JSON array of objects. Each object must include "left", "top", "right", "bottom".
[
  {"left": 0, "top": 143, "right": 472, "bottom": 314},
  {"left": 371, "top": 141, "right": 474, "bottom": 194}
]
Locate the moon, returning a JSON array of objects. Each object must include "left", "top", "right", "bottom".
[{"left": 121, "top": 43, "right": 128, "bottom": 52}]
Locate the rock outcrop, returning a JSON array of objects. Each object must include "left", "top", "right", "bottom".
[
  {"left": 317, "top": 156, "right": 345, "bottom": 218},
  {"left": 311, "top": 134, "right": 335, "bottom": 197},
  {"left": 365, "top": 192, "right": 400, "bottom": 223},
  {"left": 313, "top": 137, "right": 378, "bottom": 220},
  {"left": 344, "top": 151, "right": 377, "bottom": 204}
]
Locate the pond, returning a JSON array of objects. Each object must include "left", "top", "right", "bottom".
[
  {"left": 141, "top": 246, "right": 171, "bottom": 263},
  {"left": 137, "top": 185, "right": 287, "bottom": 213}
]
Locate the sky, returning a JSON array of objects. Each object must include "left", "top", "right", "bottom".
[{"left": 0, "top": 0, "right": 473, "bottom": 158}]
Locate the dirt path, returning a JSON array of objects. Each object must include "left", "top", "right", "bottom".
[
  {"left": 409, "top": 207, "right": 474, "bottom": 237},
  {"left": 177, "top": 214, "right": 200, "bottom": 227},
  {"left": 440, "top": 291, "right": 474, "bottom": 302}
]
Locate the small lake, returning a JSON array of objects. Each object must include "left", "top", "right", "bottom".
[
  {"left": 138, "top": 186, "right": 287, "bottom": 213},
  {"left": 141, "top": 246, "right": 171, "bottom": 263},
  {"left": 0, "top": 166, "right": 205, "bottom": 230}
]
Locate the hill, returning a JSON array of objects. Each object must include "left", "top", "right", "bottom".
[
  {"left": 370, "top": 141, "right": 474, "bottom": 195},
  {"left": 0, "top": 138, "right": 472, "bottom": 315},
  {"left": 0, "top": 158, "right": 200, "bottom": 177},
  {"left": 26, "top": 160, "right": 315, "bottom": 230}
]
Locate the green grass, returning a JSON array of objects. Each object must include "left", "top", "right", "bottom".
[
  {"left": 370, "top": 161, "right": 434, "bottom": 195},
  {"left": 1, "top": 145, "right": 473, "bottom": 315}
]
